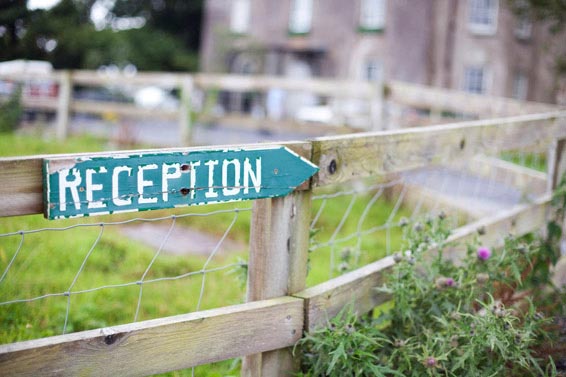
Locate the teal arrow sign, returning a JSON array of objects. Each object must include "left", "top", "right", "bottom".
[{"left": 43, "top": 146, "right": 319, "bottom": 219}]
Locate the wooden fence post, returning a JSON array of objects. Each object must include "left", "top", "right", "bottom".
[
  {"left": 548, "top": 137, "right": 566, "bottom": 193},
  {"left": 56, "top": 70, "right": 71, "bottom": 141},
  {"left": 547, "top": 117, "right": 566, "bottom": 299},
  {"left": 370, "top": 80, "right": 384, "bottom": 131},
  {"left": 179, "top": 76, "right": 193, "bottom": 146},
  {"left": 241, "top": 189, "right": 312, "bottom": 377}
]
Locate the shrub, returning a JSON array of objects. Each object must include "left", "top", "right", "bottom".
[
  {"left": 0, "top": 85, "right": 23, "bottom": 133},
  {"left": 297, "top": 209, "right": 563, "bottom": 376}
]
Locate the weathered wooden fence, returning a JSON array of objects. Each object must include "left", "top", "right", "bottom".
[
  {"left": 1, "top": 70, "right": 561, "bottom": 145},
  {"left": 0, "top": 110, "right": 565, "bottom": 376}
]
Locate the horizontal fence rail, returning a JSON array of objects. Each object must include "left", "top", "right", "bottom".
[
  {"left": 0, "top": 195, "right": 558, "bottom": 374},
  {"left": 1, "top": 70, "right": 563, "bottom": 145},
  {"left": 0, "top": 102, "right": 565, "bottom": 375}
]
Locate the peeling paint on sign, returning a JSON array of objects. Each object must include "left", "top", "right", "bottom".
[{"left": 43, "top": 146, "right": 318, "bottom": 219}]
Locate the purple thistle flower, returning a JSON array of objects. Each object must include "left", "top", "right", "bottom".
[
  {"left": 444, "top": 277, "right": 455, "bottom": 287},
  {"left": 435, "top": 276, "right": 456, "bottom": 289},
  {"left": 425, "top": 357, "right": 437, "bottom": 368},
  {"left": 477, "top": 246, "right": 491, "bottom": 261}
]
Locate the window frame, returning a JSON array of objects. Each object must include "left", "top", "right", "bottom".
[
  {"left": 511, "top": 72, "right": 529, "bottom": 100},
  {"left": 462, "top": 65, "right": 489, "bottom": 94},
  {"left": 514, "top": 15, "right": 532, "bottom": 40},
  {"left": 361, "top": 58, "right": 383, "bottom": 82},
  {"left": 288, "top": 0, "right": 313, "bottom": 35},
  {"left": 230, "top": 0, "right": 251, "bottom": 34},
  {"left": 467, "top": 0, "right": 499, "bottom": 36},
  {"left": 359, "top": 0, "right": 387, "bottom": 33}
]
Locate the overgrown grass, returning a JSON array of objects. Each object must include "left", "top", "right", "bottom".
[{"left": 0, "top": 133, "right": 409, "bottom": 376}]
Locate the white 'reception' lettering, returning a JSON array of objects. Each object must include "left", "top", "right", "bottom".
[
  {"left": 244, "top": 157, "right": 261, "bottom": 194},
  {"left": 222, "top": 159, "right": 241, "bottom": 196},
  {"left": 112, "top": 166, "right": 132, "bottom": 206},
  {"left": 52, "top": 153, "right": 268, "bottom": 217},
  {"left": 59, "top": 168, "right": 82, "bottom": 211},
  {"left": 204, "top": 160, "right": 219, "bottom": 198},
  {"left": 189, "top": 161, "right": 201, "bottom": 199},
  {"left": 162, "top": 163, "right": 181, "bottom": 202},
  {"left": 137, "top": 164, "right": 158, "bottom": 204},
  {"left": 86, "top": 167, "right": 107, "bottom": 209}
]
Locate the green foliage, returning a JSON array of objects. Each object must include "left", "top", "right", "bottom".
[
  {"left": 0, "top": 0, "right": 201, "bottom": 71},
  {"left": 298, "top": 211, "right": 562, "bottom": 376},
  {"left": 0, "top": 85, "right": 22, "bottom": 133},
  {"left": 507, "top": 0, "right": 566, "bottom": 34},
  {"left": 296, "top": 309, "right": 403, "bottom": 377}
]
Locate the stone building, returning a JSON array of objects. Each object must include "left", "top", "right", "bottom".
[{"left": 200, "top": 0, "right": 564, "bottom": 106}]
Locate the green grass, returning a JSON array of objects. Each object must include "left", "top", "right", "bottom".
[
  {"left": 0, "top": 132, "right": 409, "bottom": 376},
  {"left": 501, "top": 151, "right": 547, "bottom": 172}
]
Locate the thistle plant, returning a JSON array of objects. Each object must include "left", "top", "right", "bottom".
[{"left": 297, "top": 211, "right": 558, "bottom": 376}]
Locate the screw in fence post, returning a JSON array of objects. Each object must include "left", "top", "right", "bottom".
[{"left": 241, "top": 188, "right": 312, "bottom": 377}]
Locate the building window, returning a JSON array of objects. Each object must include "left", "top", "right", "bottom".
[
  {"left": 514, "top": 15, "right": 532, "bottom": 40},
  {"left": 230, "top": 0, "right": 251, "bottom": 34},
  {"left": 468, "top": 0, "right": 499, "bottom": 35},
  {"left": 512, "top": 72, "right": 528, "bottom": 100},
  {"left": 289, "top": 0, "right": 313, "bottom": 34},
  {"left": 359, "top": 0, "right": 386, "bottom": 31},
  {"left": 463, "top": 66, "right": 488, "bottom": 94},
  {"left": 362, "top": 59, "right": 383, "bottom": 82}
]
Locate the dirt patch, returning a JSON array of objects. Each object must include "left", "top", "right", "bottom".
[{"left": 120, "top": 223, "right": 247, "bottom": 257}]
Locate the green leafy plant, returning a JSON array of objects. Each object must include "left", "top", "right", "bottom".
[
  {"left": 297, "top": 208, "right": 562, "bottom": 376},
  {"left": 0, "top": 85, "right": 23, "bottom": 133}
]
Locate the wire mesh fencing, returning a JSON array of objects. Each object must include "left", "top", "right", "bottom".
[
  {"left": 0, "top": 111, "right": 563, "bottom": 377},
  {"left": 0, "top": 205, "right": 252, "bottom": 344},
  {"left": 306, "top": 142, "right": 551, "bottom": 288}
]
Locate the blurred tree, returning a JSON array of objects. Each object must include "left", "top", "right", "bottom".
[
  {"left": 0, "top": 0, "right": 33, "bottom": 61},
  {"left": 508, "top": 0, "right": 566, "bottom": 75},
  {"left": 111, "top": 0, "right": 203, "bottom": 52},
  {"left": 0, "top": 0, "right": 202, "bottom": 71},
  {"left": 508, "top": 0, "right": 566, "bottom": 33}
]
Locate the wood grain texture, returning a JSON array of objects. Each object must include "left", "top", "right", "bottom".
[
  {"left": 445, "top": 195, "right": 551, "bottom": 260},
  {"left": 55, "top": 71, "right": 71, "bottom": 141},
  {"left": 72, "top": 99, "right": 178, "bottom": 119},
  {"left": 548, "top": 135, "right": 566, "bottom": 192},
  {"left": 0, "top": 297, "right": 303, "bottom": 377},
  {"left": 194, "top": 73, "right": 375, "bottom": 98},
  {"left": 242, "top": 190, "right": 312, "bottom": 376},
  {"left": 388, "top": 80, "right": 561, "bottom": 117},
  {"left": 312, "top": 112, "right": 566, "bottom": 187},
  {"left": 179, "top": 77, "right": 194, "bottom": 146},
  {"left": 0, "top": 141, "right": 312, "bottom": 218},
  {"left": 294, "top": 257, "right": 395, "bottom": 331},
  {"left": 460, "top": 156, "right": 547, "bottom": 196}
]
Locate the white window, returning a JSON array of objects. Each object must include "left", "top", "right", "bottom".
[
  {"left": 468, "top": 0, "right": 499, "bottom": 35},
  {"left": 514, "top": 15, "right": 532, "bottom": 40},
  {"left": 362, "top": 59, "right": 383, "bottom": 82},
  {"left": 512, "top": 72, "right": 528, "bottom": 100},
  {"left": 231, "top": 0, "right": 251, "bottom": 34},
  {"left": 463, "top": 66, "right": 488, "bottom": 94},
  {"left": 289, "top": 0, "right": 313, "bottom": 34},
  {"left": 360, "top": 0, "right": 386, "bottom": 31}
]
